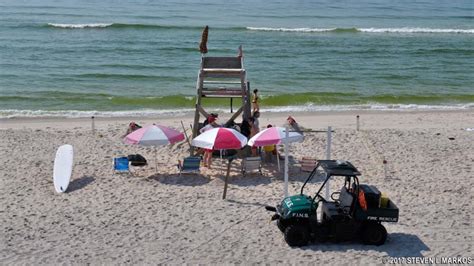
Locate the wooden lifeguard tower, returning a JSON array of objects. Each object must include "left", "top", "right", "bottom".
[{"left": 190, "top": 27, "right": 252, "bottom": 154}]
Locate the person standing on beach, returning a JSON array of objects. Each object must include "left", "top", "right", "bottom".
[
  {"left": 252, "top": 111, "right": 260, "bottom": 130},
  {"left": 252, "top": 89, "right": 260, "bottom": 113},
  {"left": 248, "top": 117, "right": 259, "bottom": 156},
  {"left": 200, "top": 115, "right": 219, "bottom": 168}
]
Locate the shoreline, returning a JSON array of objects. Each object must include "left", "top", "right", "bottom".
[
  {"left": 2, "top": 109, "right": 472, "bottom": 130},
  {"left": 1, "top": 102, "right": 473, "bottom": 120}
]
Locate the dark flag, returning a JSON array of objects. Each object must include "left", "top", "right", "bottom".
[{"left": 199, "top": 26, "right": 209, "bottom": 54}]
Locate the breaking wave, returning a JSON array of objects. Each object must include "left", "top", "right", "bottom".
[
  {"left": 44, "top": 24, "right": 474, "bottom": 34},
  {"left": 45, "top": 23, "right": 205, "bottom": 30},
  {"left": 246, "top": 27, "right": 474, "bottom": 34},
  {"left": 47, "top": 23, "right": 113, "bottom": 29},
  {"left": 359, "top": 27, "right": 474, "bottom": 34}
]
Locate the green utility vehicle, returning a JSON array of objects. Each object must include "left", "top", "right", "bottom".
[{"left": 265, "top": 160, "right": 399, "bottom": 247}]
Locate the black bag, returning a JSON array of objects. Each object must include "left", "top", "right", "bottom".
[{"left": 128, "top": 154, "right": 147, "bottom": 166}]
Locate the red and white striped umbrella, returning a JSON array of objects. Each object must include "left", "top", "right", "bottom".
[
  {"left": 191, "top": 127, "right": 247, "bottom": 150},
  {"left": 124, "top": 124, "right": 184, "bottom": 146}
]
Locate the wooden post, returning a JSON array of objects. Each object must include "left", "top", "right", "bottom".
[
  {"left": 196, "top": 104, "right": 210, "bottom": 118},
  {"left": 244, "top": 81, "right": 251, "bottom": 120},
  {"left": 225, "top": 106, "right": 243, "bottom": 126},
  {"left": 222, "top": 159, "right": 233, "bottom": 199},
  {"left": 181, "top": 121, "right": 191, "bottom": 150},
  {"left": 91, "top": 116, "right": 95, "bottom": 134},
  {"left": 191, "top": 65, "right": 204, "bottom": 155}
]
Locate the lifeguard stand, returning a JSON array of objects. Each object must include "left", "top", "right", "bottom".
[{"left": 190, "top": 51, "right": 252, "bottom": 155}]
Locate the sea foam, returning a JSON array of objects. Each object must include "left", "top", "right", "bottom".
[
  {"left": 246, "top": 27, "right": 336, "bottom": 32},
  {"left": 47, "top": 23, "right": 113, "bottom": 29},
  {"left": 246, "top": 27, "right": 474, "bottom": 34},
  {"left": 2, "top": 104, "right": 472, "bottom": 119},
  {"left": 359, "top": 27, "right": 474, "bottom": 34}
]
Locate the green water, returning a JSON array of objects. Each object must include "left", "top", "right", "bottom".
[{"left": 0, "top": 0, "right": 473, "bottom": 117}]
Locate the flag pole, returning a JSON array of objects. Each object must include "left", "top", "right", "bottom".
[{"left": 284, "top": 125, "right": 289, "bottom": 197}]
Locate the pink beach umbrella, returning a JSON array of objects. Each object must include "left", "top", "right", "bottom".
[
  {"left": 124, "top": 124, "right": 184, "bottom": 146},
  {"left": 248, "top": 126, "right": 304, "bottom": 171},
  {"left": 124, "top": 124, "right": 185, "bottom": 171},
  {"left": 247, "top": 126, "right": 303, "bottom": 147},
  {"left": 191, "top": 127, "right": 247, "bottom": 150}
]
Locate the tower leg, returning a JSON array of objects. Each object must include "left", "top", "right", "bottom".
[{"left": 191, "top": 70, "right": 204, "bottom": 156}]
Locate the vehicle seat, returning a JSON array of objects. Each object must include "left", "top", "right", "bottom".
[
  {"left": 321, "top": 187, "right": 354, "bottom": 222},
  {"left": 338, "top": 186, "right": 354, "bottom": 214}
]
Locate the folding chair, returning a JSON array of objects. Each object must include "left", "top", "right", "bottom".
[
  {"left": 113, "top": 156, "right": 130, "bottom": 174},
  {"left": 241, "top": 156, "right": 262, "bottom": 176},
  {"left": 177, "top": 156, "right": 201, "bottom": 176},
  {"left": 300, "top": 157, "right": 318, "bottom": 172}
]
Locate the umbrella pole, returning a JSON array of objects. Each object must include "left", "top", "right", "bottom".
[
  {"left": 222, "top": 159, "right": 232, "bottom": 200},
  {"left": 276, "top": 146, "right": 281, "bottom": 172},
  {"left": 155, "top": 148, "right": 158, "bottom": 172},
  {"left": 284, "top": 125, "right": 289, "bottom": 197}
]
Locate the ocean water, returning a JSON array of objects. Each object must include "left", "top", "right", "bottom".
[{"left": 0, "top": 0, "right": 473, "bottom": 118}]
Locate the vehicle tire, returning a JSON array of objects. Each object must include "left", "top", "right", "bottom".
[
  {"left": 277, "top": 220, "right": 287, "bottom": 232},
  {"left": 284, "top": 225, "right": 309, "bottom": 247},
  {"left": 362, "top": 223, "right": 387, "bottom": 246},
  {"left": 314, "top": 225, "right": 329, "bottom": 242}
]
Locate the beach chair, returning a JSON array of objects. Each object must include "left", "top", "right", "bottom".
[
  {"left": 241, "top": 156, "right": 262, "bottom": 176},
  {"left": 300, "top": 157, "right": 318, "bottom": 172},
  {"left": 113, "top": 156, "right": 130, "bottom": 175},
  {"left": 177, "top": 156, "right": 201, "bottom": 176}
]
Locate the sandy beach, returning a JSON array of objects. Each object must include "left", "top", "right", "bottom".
[{"left": 1, "top": 110, "right": 473, "bottom": 264}]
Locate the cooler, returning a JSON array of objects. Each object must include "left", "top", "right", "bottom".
[{"left": 359, "top": 184, "right": 381, "bottom": 209}]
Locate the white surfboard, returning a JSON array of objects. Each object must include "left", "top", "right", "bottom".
[{"left": 53, "top": 144, "right": 74, "bottom": 193}]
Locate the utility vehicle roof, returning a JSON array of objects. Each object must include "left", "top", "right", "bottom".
[{"left": 318, "top": 160, "right": 361, "bottom": 176}]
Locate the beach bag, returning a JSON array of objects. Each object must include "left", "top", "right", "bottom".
[{"left": 128, "top": 154, "right": 147, "bottom": 166}]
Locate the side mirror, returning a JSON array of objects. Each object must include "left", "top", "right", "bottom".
[{"left": 265, "top": 206, "right": 276, "bottom": 212}]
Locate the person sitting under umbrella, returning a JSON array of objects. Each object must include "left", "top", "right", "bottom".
[{"left": 263, "top": 124, "right": 279, "bottom": 161}]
